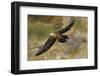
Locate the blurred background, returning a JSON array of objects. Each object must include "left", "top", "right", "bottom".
[{"left": 28, "top": 15, "right": 88, "bottom": 61}]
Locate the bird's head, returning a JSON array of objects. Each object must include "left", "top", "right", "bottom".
[{"left": 49, "top": 33, "right": 57, "bottom": 39}]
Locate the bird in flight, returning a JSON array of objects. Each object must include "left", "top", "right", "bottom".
[{"left": 35, "top": 20, "right": 75, "bottom": 56}]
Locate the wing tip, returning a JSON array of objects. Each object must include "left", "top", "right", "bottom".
[{"left": 35, "top": 51, "right": 42, "bottom": 56}]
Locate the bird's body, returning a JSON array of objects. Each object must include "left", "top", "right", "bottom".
[
  {"left": 50, "top": 33, "right": 68, "bottom": 42},
  {"left": 35, "top": 20, "right": 75, "bottom": 56}
]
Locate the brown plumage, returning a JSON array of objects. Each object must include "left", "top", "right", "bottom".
[{"left": 35, "top": 20, "right": 75, "bottom": 56}]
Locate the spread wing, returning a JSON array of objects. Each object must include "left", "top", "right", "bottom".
[
  {"left": 56, "top": 21, "right": 74, "bottom": 34},
  {"left": 35, "top": 37, "right": 56, "bottom": 56}
]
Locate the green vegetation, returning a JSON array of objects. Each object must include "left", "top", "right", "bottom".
[{"left": 28, "top": 22, "right": 55, "bottom": 39}]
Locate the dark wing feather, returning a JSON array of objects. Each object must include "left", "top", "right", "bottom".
[
  {"left": 56, "top": 21, "right": 74, "bottom": 34},
  {"left": 35, "top": 37, "right": 56, "bottom": 56}
]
